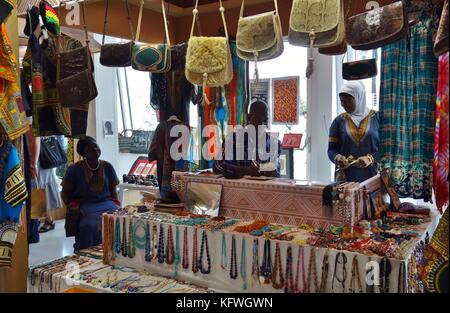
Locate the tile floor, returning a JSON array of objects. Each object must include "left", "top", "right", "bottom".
[{"left": 28, "top": 219, "right": 75, "bottom": 267}]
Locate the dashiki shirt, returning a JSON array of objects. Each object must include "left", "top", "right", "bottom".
[
  {"left": 0, "top": 142, "right": 28, "bottom": 267},
  {"left": 328, "top": 110, "right": 380, "bottom": 183}
]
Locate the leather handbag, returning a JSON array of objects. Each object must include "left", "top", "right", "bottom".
[
  {"left": 131, "top": 0, "right": 171, "bottom": 73},
  {"left": 342, "top": 58, "right": 378, "bottom": 80},
  {"left": 345, "top": 1, "right": 408, "bottom": 51},
  {"left": 100, "top": 0, "right": 134, "bottom": 67},
  {"left": 319, "top": 40, "right": 347, "bottom": 55},
  {"left": 56, "top": 0, "right": 97, "bottom": 107},
  {"left": 185, "top": 0, "right": 233, "bottom": 103},
  {"left": 288, "top": 0, "right": 344, "bottom": 48},
  {"left": 236, "top": 0, "right": 283, "bottom": 79},
  {"left": 434, "top": 0, "right": 449, "bottom": 57},
  {"left": 39, "top": 136, "right": 67, "bottom": 169}
]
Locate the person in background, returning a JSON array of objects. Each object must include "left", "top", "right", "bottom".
[
  {"left": 61, "top": 136, "right": 120, "bottom": 251},
  {"left": 328, "top": 81, "right": 379, "bottom": 183}
]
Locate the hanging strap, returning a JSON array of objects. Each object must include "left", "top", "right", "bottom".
[
  {"left": 102, "top": 0, "right": 134, "bottom": 45},
  {"left": 240, "top": 0, "right": 278, "bottom": 18},
  {"left": 136, "top": 0, "right": 170, "bottom": 45},
  {"left": 190, "top": 0, "right": 229, "bottom": 39}
]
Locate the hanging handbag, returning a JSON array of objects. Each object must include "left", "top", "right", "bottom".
[
  {"left": 99, "top": 0, "right": 134, "bottom": 67},
  {"left": 236, "top": 0, "right": 283, "bottom": 79},
  {"left": 319, "top": 40, "right": 347, "bottom": 56},
  {"left": 39, "top": 136, "right": 67, "bottom": 169},
  {"left": 434, "top": 0, "right": 449, "bottom": 57},
  {"left": 342, "top": 58, "right": 378, "bottom": 80},
  {"left": 185, "top": 0, "right": 233, "bottom": 103},
  {"left": 131, "top": 0, "right": 171, "bottom": 73},
  {"left": 345, "top": 1, "right": 408, "bottom": 51},
  {"left": 56, "top": 0, "right": 97, "bottom": 107}
]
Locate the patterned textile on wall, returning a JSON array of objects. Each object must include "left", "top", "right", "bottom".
[
  {"left": 272, "top": 76, "right": 299, "bottom": 124},
  {"left": 379, "top": 9, "right": 438, "bottom": 201},
  {"left": 433, "top": 52, "right": 449, "bottom": 213}
]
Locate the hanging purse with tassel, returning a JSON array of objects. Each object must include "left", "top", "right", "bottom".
[
  {"left": 131, "top": 0, "right": 171, "bottom": 73},
  {"left": 100, "top": 0, "right": 134, "bottom": 67},
  {"left": 185, "top": 0, "right": 233, "bottom": 104}
]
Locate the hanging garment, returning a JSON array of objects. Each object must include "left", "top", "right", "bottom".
[
  {"left": 433, "top": 52, "right": 449, "bottom": 213},
  {"left": 379, "top": 9, "right": 438, "bottom": 201},
  {"left": 0, "top": 142, "right": 28, "bottom": 267}
]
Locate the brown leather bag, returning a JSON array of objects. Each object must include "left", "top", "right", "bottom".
[
  {"left": 56, "top": 0, "right": 97, "bottom": 107},
  {"left": 434, "top": 0, "right": 449, "bottom": 57},
  {"left": 343, "top": 58, "right": 378, "bottom": 80},
  {"left": 319, "top": 41, "right": 347, "bottom": 55},
  {"left": 99, "top": 0, "right": 134, "bottom": 67},
  {"left": 346, "top": 1, "right": 408, "bottom": 51}
]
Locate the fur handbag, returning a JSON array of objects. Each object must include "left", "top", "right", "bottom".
[
  {"left": 434, "top": 0, "right": 449, "bottom": 57},
  {"left": 342, "top": 58, "right": 378, "bottom": 80},
  {"left": 236, "top": 0, "right": 283, "bottom": 79},
  {"left": 345, "top": 1, "right": 408, "bottom": 51},
  {"left": 185, "top": 0, "right": 233, "bottom": 103},
  {"left": 99, "top": 0, "right": 134, "bottom": 67},
  {"left": 131, "top": 0, "right": 171, "bottom": 73}
]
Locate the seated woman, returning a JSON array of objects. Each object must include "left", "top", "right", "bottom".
[
  {"left": 328, "top": 81, "right": 379, "bottom": 183},
  {"left": 61, "top": 136, "right": 120, "bottom": 252},
  {"left": 214, "top": 100, "right": 281, "bottom": 178}
]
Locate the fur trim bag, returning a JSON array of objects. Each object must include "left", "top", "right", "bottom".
[{"left": 185, "top": 0, "right": 233, "bottom": 103}]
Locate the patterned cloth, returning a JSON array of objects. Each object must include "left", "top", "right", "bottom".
[
  {"left": 0, "top": 142, "right": 28, "bottom": 267},
  {"left": 433, "top": 53, "right": 449, "bottom": 213},
  {"left": 379, "top": 11, "right": 438, "bottom": 201},
  {"left": 273, "top": 77, "right": 299, "bottom": 124}
]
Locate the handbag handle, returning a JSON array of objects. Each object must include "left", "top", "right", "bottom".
[
  {"left": 135, "top": 0, "right": 170, "bottom": 46},
  {"left": 190, "top": 0, "right": 229, "bottom": 39},
  {"left": 240, "top": 0, "right": 278, "bottom": 17},
  {"left": 102, "top": 0, "right": 134, "bottom": 45}
]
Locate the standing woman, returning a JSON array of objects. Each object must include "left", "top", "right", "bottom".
[
  {"left": 328, "top": 81, "right": 379, "bottom": 182},
  {"left": 61, "top": 137, "right": 120, "bottom": 251}
]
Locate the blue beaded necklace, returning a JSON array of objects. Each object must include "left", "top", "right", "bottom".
[
  {"left": 174, "top": 217, "right": 208, "bottom": 226},
  {"left": 220, "top": 233, "right": 227, "bottom": 270},
  {"left": 174, "top": 226, "right": 180, "bottom": 278},
  {"left": 113, "top": 217, "right": 121, "bottom": 257},
  {"left": 128, "top": 218, "right": 135, "bottom": 258},
  {"left": 157, "top": 224, "right": 165, "bottom": 263},
  {"left": 122, "top": 218, "right": 128, "bottom": 257},
  {"left": 144, "top": 222, "right": 152, "bottom": 262},
  {"left": 132, "top": 219, "right": 147, "bottom": 251},
  {"left": 240, "top": 237, "right": 247, "bottom": 290}
]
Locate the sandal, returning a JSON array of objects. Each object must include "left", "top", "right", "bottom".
[{"left": 39, "top": 221, "right": 55, "bottom": 233}]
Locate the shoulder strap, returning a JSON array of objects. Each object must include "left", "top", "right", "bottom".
[
  {"left": 190, "top": 0, "right": 228, "bottom": 39},
  {"left": 102, "top": 0, "right": 109, "bottom": 45},
  {"left": 102, "top": 0, "right": 134, "bottom": 45},
  {"left": 240, "top": 0, "right": 278, "bottom": 18},
  {"left": 136, "top": 0, "right": 170, "bottom": 45}
]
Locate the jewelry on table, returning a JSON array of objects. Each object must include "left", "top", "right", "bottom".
[
  {"left": 294, "top": 246, "right": 306, "bottom": 293},
  {"left": 379, "top": 257, "right": 391, "bottom": 293},
  {"left": 230, "top": 235, "right": 238, "bottom": 279},
  {"left": 284, "top": 246, "right": 294, "bottom": 293},
  {"left": 182, "top": 227, "right": 189, "bottom": 269},
  {"left": 114, "top": 216, "right": 121, "bottom": 257},
  {"left": 192, "top": 228, "right": 199, "bottom": 273},
  {"left": 272, "top": 242, "right": 284, "bottom": 289},
  {"left": 251, "top": 238, "right": 260, "bottom": 287},
  {"left": 331, "top": 252, "right": 347, "bottom": 293},
  {"left": 157, "top": 224, "right": 165, "bottom": 264},
  {"left": 166, "top": 225, "right": 175, "bottom": 265},
  {"left": 260, "top": 239, "right": 272, "bottom": 284},
  {"left": 132, "top": 219, "right": 147, "bottom": 251},
  {"left": 198, "top": 230, "right": 211, "bottom": 274},
  {"left": 220, "top": 233, "right": 227, "bottom": 270},
  {"left": 348, "top": 255, "right": 362, "bottom": 293},
  {"left": 174, "top": 226, "right": 180, "bottom": 278},
  {"left": 128, "top": 218, "right": 136, "bottom": 258},
  {"left": 319, "top": 251, "right": 329, "bottom": 293},
  {"left": 144, "top": 222, "right": 152, "bottom": 262},
  {"left": 306, "top": 247, "right": 318, "bottom": 293},
  {"left": 122, "top": 217, "right": 128, "bottom": 257}
]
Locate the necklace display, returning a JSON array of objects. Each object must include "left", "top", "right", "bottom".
[
  {"left": 198, "top": 231, "right": 211, "bottom": 274},
  {"left": 220, "top": 233, "right": 227, "bottom": 270},
  {"left": 332, "top": 252, "right": 347, "bottom": 293},
  {"left": 122, "top": 218, "right": 128, "bottom": 257},
  {"left": 157, "top": 224, "right": 165, "bottom": 264},
  {"left": 272, "top": 242, "right": 284, "bottom": 289},
  {"left": 240, "top": 238, "right": 247, "bottom": 290},
  {"left": 166, "top": 225, "right": 175, "bottom": 265},
  {"left": 379, "top": 257, "right": 391, "bottom": 293},
  {"left": 174, "top": 226, "right": 180, "bottom": 278},
  {"left": 182, "top": 227, "right": 189, "bottom": 269},
  {"left": 144, "top": 222, "right": 152, "bottom": 262},
  {"left": 284, "top": 246, "right": 294, "bottom": 293},
  {"left": 306, "top": 247, "right": 318, "bottom": 293},
  {"left": 114, "top": 217, "right": 122, "bottom": 257},
  {"left": 192, "top": 228, "right": 199, "bottom": 273},
  {"left": 348, "top": 255, "right": 362, "bottom": 293},
  {"left": 128, "top": 218, "right": 136, "bottom": 258},
  {"left": 260, "top": 239, "right": 272, "bottom": 284},
  {"left": 251, "top": 238, "right": 260, "bottom": 287},
  {"left": 230, "top": 235, "right": 238, "bottom": 279},
  {"left": 319, "top": 251, "right": 329, "bottom": 293},
  {"left": 294, "top": 246, "right": 306, "bottom": 293}
]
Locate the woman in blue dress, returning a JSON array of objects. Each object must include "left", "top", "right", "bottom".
[
  {"left": 328, "top": 81, "right": 379, "bottom": 183},
  {"left": 61, "top": 137, "right": 120, "bottom": 251}
]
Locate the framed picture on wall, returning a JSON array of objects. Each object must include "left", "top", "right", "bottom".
[{"left": 272, "top": 76, "right": 299, "bottom": 125}]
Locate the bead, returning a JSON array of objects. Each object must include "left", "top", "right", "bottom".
[
  {"left": 219, "top": 6, "right": 225, "bottom": 13},
  {"left": 193, "top": 8, "right": 198, "bottom": 14}
]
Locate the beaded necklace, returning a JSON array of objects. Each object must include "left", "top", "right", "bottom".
[
  {"left": 144, "top": 222, "right": 152, "bottom": 262},
  {"left": 379, "top": 257, "right": 391, "bottom": 293},
  {"left": 114, "top": 217, "right": 122, "bottom": 257},
  {"left": 174, "top": 226, "right": 180, "bottom": 278},
  {"left": 251, "top": 238, "right": 260, "bottom": 287},
  {"left": 133, "top": 219, "right": 147, "bottom": 251},
  {"left": 260, "top": 239, "right": 272, "bottom": 284},
  {"left": 182, "top": 227, "right": 189, "bottom": 269},
  {"left": 230, "top": 235, "right": 238, "bottom": 279},
  {"left": 331, "top": 252, "right": 347, "bottom": 293},
  {"left": 122, "top": 218, "right": 128, "bottom": 257},
  {"left": 128, "top": 218, "right": 136, "bottom": 258},
  {"left": 294, "top": 246, "right": 306, "bottom": 293},
  {"left": 102, "top": 214, "right": 113, "bottom": 264},
  {"left": 240, "top": 237, "right": 247, "bottom": 290},
  {"left": 272, "top": 242, "right": 284, "bottom": 289},
  {"left": 398, "top": 262, "right": 406, "bottom": 293},
  {"left": 166, "top": 225, "right": 175, "bottom": 265},
  {"left": 199, "top": 231, "right": 211, "bottom": 274},
  {"left": 348, "top": 255, "right": 362, "bottom": 293},
  {"left": 192, "top": 228, "right": 199, "bottom": 273},
  {"left": 319, "top": 251, "right": 329, "bottom": 293},
  {"left": 306, "top": 247, "right": 318, "bottom": 293},
  {"left": 220, "top": 233, "right": 227, "bottom": 270},
  {"left": 157, "top": 224, "right": 165, "bottom": 264},
  {"left": 284, "top": 246, "right": 294, "bottom": 293}
]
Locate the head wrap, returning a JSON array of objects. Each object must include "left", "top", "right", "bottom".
[
  {"left": 339, "top": 81, "right": 370, "bottom": 127},
  {"left": 39, "top": 0, "right": 60, "bottom": 35}
]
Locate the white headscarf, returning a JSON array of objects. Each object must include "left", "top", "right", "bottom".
[{"left": 339, "top": 81, "right": 370, "bottom": 127}]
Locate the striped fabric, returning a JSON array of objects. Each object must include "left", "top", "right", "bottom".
[{"left": 379, "top": 11, "right": 438, "bottom": 201}]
